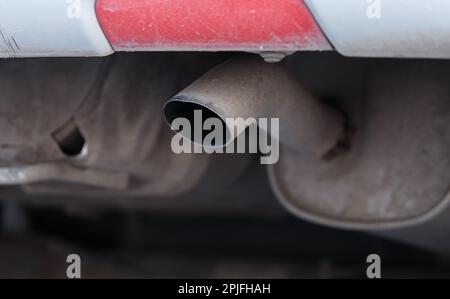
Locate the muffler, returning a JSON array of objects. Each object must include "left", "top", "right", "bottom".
[{"left": 164, "top": 55, "right": 450, "bottom": 230}]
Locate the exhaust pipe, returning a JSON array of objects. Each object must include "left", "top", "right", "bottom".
[
  {"left": 164, "top": 55, "right": 345, "bottom": 158},
  {"left": 164, "top": 55, "right": 450, "bottom": 231}
]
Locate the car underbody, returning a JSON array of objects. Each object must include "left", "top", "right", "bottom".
[{"left": 1, "top": 0, "right": 450, "bottom": 279}]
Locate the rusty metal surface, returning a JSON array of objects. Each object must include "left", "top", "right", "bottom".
[
  {"left": 3, "top": 52, "right": 450, "bottom": 256},
  {"left": 270, "top": 60, "right": 450, "bottom": 229},
  {"left": 66, "top": 53, "right": 212, "bottom": 196},
  {"left": 0, "top": 58, "right": 104, "bottom": 165},
  {"left": 0, "top": 53, "right": 249, "bottom": 197},
  {"left": 165, "top": 55, "right": 344, "bottom": 157},
  {"left": 162, "top": 53, "right": 450, "bottom": 229}
]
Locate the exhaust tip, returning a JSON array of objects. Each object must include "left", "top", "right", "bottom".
[{"left": 163, "top": 97, "right": 231, "bottom": 148}]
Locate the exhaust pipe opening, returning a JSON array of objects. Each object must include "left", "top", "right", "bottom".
[{"left": 164, "top": 98, "right": 231, "bottom": 148}]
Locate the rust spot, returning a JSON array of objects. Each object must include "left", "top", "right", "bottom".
[{"left": 322, "top": 114, "right": 356, "bottom": 161}]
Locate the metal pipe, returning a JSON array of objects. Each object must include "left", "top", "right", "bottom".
[{"left": 164, "top": 55, "right": 344, "bottom": 157}]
